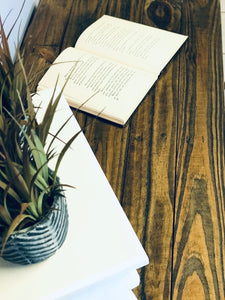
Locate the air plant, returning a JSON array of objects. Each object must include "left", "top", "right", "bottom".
[{"left": 0, "top": 16, "right": 79, "bottom": 252}]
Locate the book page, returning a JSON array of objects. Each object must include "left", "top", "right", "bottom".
[
  {"left": 75, "top": 15, "right": 187, "bottom": 74},
  {"left": 38, "top": 47, "right": 157, "bottom": 125}
]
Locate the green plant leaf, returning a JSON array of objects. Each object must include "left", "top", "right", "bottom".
[
  {"left": 38, "top": 64, "right": 76, "bottom": 146},
  {"left": 1, "top": 203, "right": 36, "bottom": 256},
  {"left": 29, "top": 160, "right": 51, "bottom": 200},
  {"left": 0, "top": 17, "right": 11, "bottom": 62},
  {"left": 16, "top": 51, "right": 35, "bottom": 119},
  {"left": 37, "top": 189, "right": 48, "bottom": 215},
  {"left": 0, "top": 205, "right": 11, "bottom": 226},
  {"left": 0, "top": 115, "right": 4, "bottom": 132},
  {"left": 53, "top": 129, "right": 82, "bottom": 184},
  {"left": 26, "top": 201, "right": 39, "bottom": 218},
  {"left": 0, "top": 179, "right": 21, "bottom": 203},
  {"left": 31, "top": 129, "right": 48, "bottom": 180},
  {"left": 3, "top": 187, "right": 13, "bottom": 224},
  {"left": 46, "top": 114, "right": 73, "bottom": 155},
  {"left": 0, "top": 137, "right": 30, "bottom": 201},
  {"left": 6, "top": 1, "right": 26, "bottom": 40},
  {"left": 3, "top": 108, "right": 48, "bottom": 180}
]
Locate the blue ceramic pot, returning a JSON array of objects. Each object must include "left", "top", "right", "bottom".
[{"left": 0, "top": 193, "right": 68, "bottom": 265}]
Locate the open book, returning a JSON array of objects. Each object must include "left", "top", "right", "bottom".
[{"left": 38, "top": 15, "right": 187, "bottom": 125}]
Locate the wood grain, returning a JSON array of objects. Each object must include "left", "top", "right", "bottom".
[
  {"left": 171, "top": 0, "right": 225, "bottom": 299},
  {"left": 21, "top": 0, "right": 224, "bottom": 299}
]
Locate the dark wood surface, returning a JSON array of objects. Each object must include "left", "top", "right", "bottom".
[{"left": 21, "top": 0, "right": 224, "bottom": 299}]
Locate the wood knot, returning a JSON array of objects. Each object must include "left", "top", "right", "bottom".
[
  {"left": 147, "top": 0, "right": 172, "bottom": 29},
  {"left": 38, "top": 47, "right": 57, "bottom": 63}
]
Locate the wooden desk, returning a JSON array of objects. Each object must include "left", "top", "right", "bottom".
[{"left": 22, "top": 0, "right": 224, "bottom": 299}]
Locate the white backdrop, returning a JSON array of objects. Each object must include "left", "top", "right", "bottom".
[{"left": 1, "top": 0, "right": 39, "bottom": 59}]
